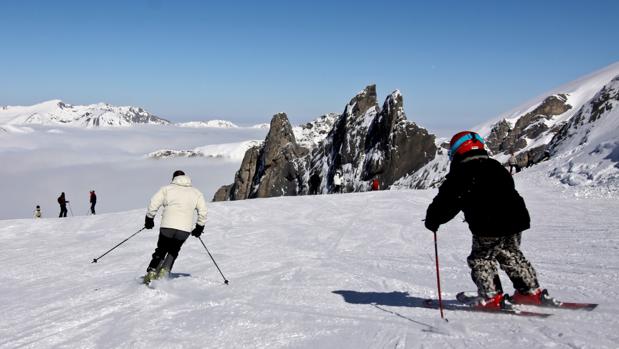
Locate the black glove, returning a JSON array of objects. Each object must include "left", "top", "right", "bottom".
[
  {"left": 144, "top": 216, "right": 155, "bottom": 229},
  {"left": 191, "top": 224, "right": 204, "bottom": 237},
  {"left": 424, "top": 219, "right": 439, "bottom": 233}
]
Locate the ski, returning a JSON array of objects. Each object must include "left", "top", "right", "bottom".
[
  {"left": 512, "top": 299, "right": 598, "bottom": 311},
  {"left": 423, "top": 298, "right": 552, "bottom": 318},
  {"left": 458, "top": 291, "right": 598, "bottom": 311}
]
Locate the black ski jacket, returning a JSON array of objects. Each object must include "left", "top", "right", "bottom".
[{"left": 425, "top": 151, "right": 530, "bottom": 237}]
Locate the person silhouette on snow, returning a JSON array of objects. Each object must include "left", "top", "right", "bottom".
[
  {"left": 424, "top": 131, "right": 555, "bottom": 309},
  {"left": 34, "top": 205, "right": 42, "bottom": 218},
  {"left": 143, "top": 170, "right": 208, "bottom": 283},
  {"left": 58, "top": 192, "right": 69, "bottom": 218},
  {"left": 332, "top": 169, "right": 343, "bottom": 193},
  {"left": 89, "top": 190, "right": 97, "bottom": 215}
]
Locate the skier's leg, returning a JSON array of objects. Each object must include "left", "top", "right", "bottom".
[
  {"left": 467, "top": 235, "right": 502, "bottom": 299},
  {"left": 495, "top": 232, "right": 539, "bottom": 293},
  {"left": 146, "top": 232, "right": 174, "bottom": 272},
  {"left": 162, "top": 231, "right": 190, "bottom": 272}
]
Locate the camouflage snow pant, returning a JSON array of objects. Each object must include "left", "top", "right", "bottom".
[{"left": 467, "top": 232, "right": 539, "bottom": 298}]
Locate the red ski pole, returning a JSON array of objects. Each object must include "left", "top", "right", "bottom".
[{"left": 433, "top": 230, "right": 445, "bottom": 320}]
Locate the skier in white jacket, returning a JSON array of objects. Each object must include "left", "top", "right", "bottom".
[{"left": 143, "top": 170, "right": 208, "bottom": 283}]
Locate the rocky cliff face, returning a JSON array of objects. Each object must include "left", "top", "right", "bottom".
[
  {"left": 214, "top": 85, "right": 437, "bottom": 201},
  {"left": 549, "top": 76, "right": 619, "bottom": 155},
  {"left": 214, "top": 113, "right": 308, "bottom": 200},
  {"left": 485, "top": 94, "right": 572, "bottom": 166}
]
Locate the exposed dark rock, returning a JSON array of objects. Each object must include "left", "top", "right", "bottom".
[
  {"left": 485, "top": 94, "right": 572, "bottom": 166},
  {"left": 212, "top": 185, "right": 231, "bottom": 202},
  {"left": 363, "top": 91, "right": 436, "bottom": 186},
  {"left": 485, "top": 120, "right": 511, "bottom": 154},
  {"left": 549, "top": 75, "right": 619, "bottom": 154},
  {"left": 214, "top": 85, "right": 437, "bottom": 201},
  {"left": 214, "top": 113, "right": 308, "bottom": 201}
]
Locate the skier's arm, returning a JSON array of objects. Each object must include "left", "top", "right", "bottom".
[
  {"left": 146, "top": 187, "right": 165, "bottom": 218},
  {"left": 195, "top": 192, "right": 208, "bottom": 227},
  {"left": 424, "top": 173, "right": 462, "bottom": 231}
]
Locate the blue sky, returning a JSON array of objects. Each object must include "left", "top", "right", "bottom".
[{"left": 1, "top": 0, "right": 618, "bottom": 135}]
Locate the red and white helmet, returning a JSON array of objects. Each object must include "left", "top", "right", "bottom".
[{"left": 448, "top": 131, "right": 485, "bottom": 160}]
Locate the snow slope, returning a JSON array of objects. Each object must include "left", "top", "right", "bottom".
[
  {"left": 1, "top": 176, "right": 618, "bottom": 348},
  {"left": 477, "top": 62, "right": 619, "bottom": 138}
]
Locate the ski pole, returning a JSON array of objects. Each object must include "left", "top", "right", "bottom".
[
  {"left": 68, "top": 202, "right": 74, "bottom": 216},
  {"left": 92, "top": 227, "right": 146, "bottom": 263},
  {"left": 433, "top": 230, "right": 446, "bottom": 320},
  {"left": 198, "top": 236, "right": 229, "bottom": 285}
]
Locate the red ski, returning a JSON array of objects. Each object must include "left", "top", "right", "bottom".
[
  {"left": 423, "top": 298, "right": 552, "bottom": 318},
  {"left": 459, "top": 291, "right": 598, "bottom": 311}
]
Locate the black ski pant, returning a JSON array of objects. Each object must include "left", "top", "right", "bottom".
[
  {"left": 467, "top": 232, "right": 540, "bottom": 299},
  {"left": 59, "top": 205, "right": 67, "bottom": 218},
  {"left": 90, "top": 203, "right": 96, "bottom": 215},
  {"left": 147, "top": 228, "right": 190, "bottom": 273}
]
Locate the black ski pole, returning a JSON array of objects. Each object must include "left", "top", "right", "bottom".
[
  {"left": 198, "top": 236, "right": 229, "bottom": 285},
  {"left": 433, "top": 230, "right": 447, "bottom": 321},
  {"left": 68, "top": 202, "right": 74, "bottom": 216},
  {"left": 92, "top": 227, "right": 146, "bottom": 263}
]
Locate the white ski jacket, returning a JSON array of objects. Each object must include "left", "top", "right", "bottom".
[
  {"left": 146, "top": 175, "right": 208, "bottom": 233},
  {"left": 333, "top": 172, "right": 343, "bottom": 186}
]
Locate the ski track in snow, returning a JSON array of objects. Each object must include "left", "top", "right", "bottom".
[{"left": 1, "top": 180, "right": 619, "bottom": 348}]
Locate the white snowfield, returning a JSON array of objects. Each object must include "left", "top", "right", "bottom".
[
  {"left": 1, "top": 173, "right": 618, "bottom": 348},
  {"left": 176, "top": 120, "right": 240, "bottom": 129}
]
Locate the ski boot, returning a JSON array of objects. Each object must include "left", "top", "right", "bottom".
[
  {"left": 157, "top": 268, "right": 169, "bottom": 280},
  {"left": 460, "top": 292, "right": 513, "bottom": 310},
  {"left": 510, "top": 288, "right": 559, "bottom": 306},
  {"left": 143, "top": 270, "right": 157, "bottom": 284}
]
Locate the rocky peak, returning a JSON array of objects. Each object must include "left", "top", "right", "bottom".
[
  {"left": 349, "top": 85, "right": 379, "bottom": 118},
  {"left": 550, "top": 75, "right": 619, "bottom": 153},
  {"left": 483, "top": 93, "right": 572, "bottom": 167},
  {"left": 213, "top": 85, "right": 438, "bottom": 201}
]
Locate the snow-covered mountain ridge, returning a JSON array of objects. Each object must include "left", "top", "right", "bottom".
[
  {"left": 0, "top": 100, "right": 169, "bottom": 127},
  {"left": 396, "top": 62, "right": 619, "bottom": 191}
]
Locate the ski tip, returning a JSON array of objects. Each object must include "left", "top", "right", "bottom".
[
  {"left": 224, "top": 280, "right": 229, "bottom": 285},
  {"left": 560, "top": 302, "right": 598, "bottom": 311}
]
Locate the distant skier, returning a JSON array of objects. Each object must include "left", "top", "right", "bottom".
[
  {"left": 371, "top": 178, "right": 379, "bottom": 191},
  {"left": 332, "top": 169, "right": 343, "bottom": 193},
  {"left": 34, "top": 205, "right": 42, "bottom": 218},
  {"left": 58, "top": 192, "right": 69, "bottom": 218},
  {"left": 309, "top": 172, "right": 321, "bottom": 195},
  {"left": 89, "top": 190, "right": 97, "bottom": 215},
  {"left": 508, "top": 152, "right": 518, "bottom": 174},
  {"left": 424, "top": 131, "right": 555, "bottom": 309},
  {"left": 143, "top": 170, "right": 208, "bottom": 283}
]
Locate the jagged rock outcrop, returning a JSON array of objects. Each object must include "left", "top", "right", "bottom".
[
  {"left": 214, "top": 113, "right": 308, "bottom": 201},
  {"left": 549, "top": 75, "right": 619, "bottom": 154},
  {"left": 214, "top": 85, "right": 437, "bottom": 201},
  {"left": 252, "top": 113, "right": 309, "bottom": 197},
  {"left": 485, "top": 94, "right": 572, "bottom": 166},
  {"left": 363, "top": 91, "right": 436, "bottom": 186}
]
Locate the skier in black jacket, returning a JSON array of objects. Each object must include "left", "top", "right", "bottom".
[
  {"left": 89, "top": 190, "right": 97, "bottom": 215},
  {"left": 424, "top": 131, "right": 554, "bottom": 309},
  {"left": 58, "top": 192, "right": 69, "bottom": 218}
]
